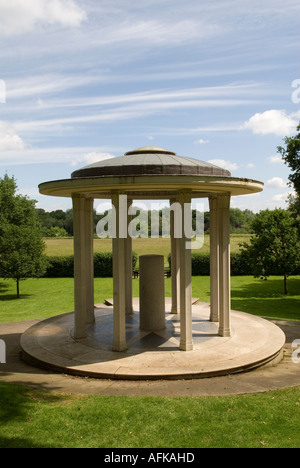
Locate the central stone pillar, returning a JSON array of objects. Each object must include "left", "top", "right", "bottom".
[
  {"left": 112, "top": 192, "right": 127, "bottom": 352},
  {"left": 139, "top": 255, "right": 165, "bottom": 332}
]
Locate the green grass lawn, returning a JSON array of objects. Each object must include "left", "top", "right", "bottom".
[
  {"left": 0, "top": 382, "right": 299, "bottom": 448},
  {"left": 0, "top": 275, "right": 299, "bottom": 323}
]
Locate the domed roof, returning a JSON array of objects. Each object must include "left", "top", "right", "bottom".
[{"left": 71, "top": 146, "right": 231, "bottom": 179}]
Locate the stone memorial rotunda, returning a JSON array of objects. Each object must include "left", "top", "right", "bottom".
[{"left": 21, "top": 147, "right": 286, "bottom": 380}]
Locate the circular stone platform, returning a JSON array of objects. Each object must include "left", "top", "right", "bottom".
[{"left": 21, "top": 299, "right": 285, "bottom": 380}]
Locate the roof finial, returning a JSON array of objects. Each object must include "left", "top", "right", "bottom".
[{"left": 125, "top": 146, "right": 177, "bottom": 156}]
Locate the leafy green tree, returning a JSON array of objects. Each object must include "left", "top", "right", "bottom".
[
  {"left": 0, "top": 175, "right": 47, "bottom": 298},
  {"left": 277, "top": 123, "right": 300, "bottom": 230},
  {"left": 43, "top": 226, "right": 69, "bottom": 238},
  {"left": 230, "top": 208, "right": 255, "bottom": 233},
  {"left": 277, "top": 122, "right": 300, "bottom": 195},
  {"left": 240, "top": 209, "right": 300, "bottom": 295}
]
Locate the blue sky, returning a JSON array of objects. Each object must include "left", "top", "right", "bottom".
[{"left": 0, "top": 0, "right": 300, "bottom": 213}]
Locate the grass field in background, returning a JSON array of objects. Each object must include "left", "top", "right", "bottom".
[{"left": 44, "top": 234, "right": 252, "bottom": 260}]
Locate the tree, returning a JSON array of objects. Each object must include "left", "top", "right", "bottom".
[
  {"left": 229, "top": 208, "right": 255, "bottom": 233},
  {"left": 240, "top": 209, "right": 300, "bottom": 295},
  {"left": 0, "top": 175, "right": 47, "bottom": 298},
  {"left": 277, "top": 123, "right": 300, "bottom": 230},
  {"left": 43, "top": 226, "right": 69, "bottom": 238},
  {"left": 277, "top": 122, "right": 300, "bottom": 195}
]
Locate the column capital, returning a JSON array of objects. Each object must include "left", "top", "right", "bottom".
[
  {"left": 177, "top": 190, "right": 192, "bottom": 202},
  {"left": 209, "top": 195, "right": 218, "bottom": 212},
  {"left": 217, "top": 193, "right": 231, "bottom": 209},
  {"left": 111, "top": 190, "right": 120, "bottom": 203}
]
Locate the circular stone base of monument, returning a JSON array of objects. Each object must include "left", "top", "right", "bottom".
[{"left": 21, "top": 299, "right": 285, "bottom": 381}]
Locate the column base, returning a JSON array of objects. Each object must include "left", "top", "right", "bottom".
[
  {"left": 210, "top": 311, "right": 219, "bottom": 323},
  {"left": 112, "top": 342, "right": 127, "bottom": 352},
  {"left": 218, "top": 327, "right": 231, "bottom": 338},
  {"left": 180, "top": 341, "right": 193, "bottom": 351},
  {"left": 73, "top": 330, "right": 87, "bottom": 340}
]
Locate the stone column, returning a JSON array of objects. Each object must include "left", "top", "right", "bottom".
[
  {"left": 178, "top": 192, "right": 193, "bottom": 351},
  {"left": 170, "top": 198, "right": 180, "bottom": 314},
  {"left": 85, "top": 197, "right": 95, "bottom": 324},
  {"left": 209, "top": 196, "right": 220, "bottom": 322},
  {"left": 218, "top": 193, "right": 231, "bottom": 337},
  {"left": 125, "top": 198, "right": 133, "bottom": 315},
  {"left": 72, "top": 194, "right": 87, "bottom": 339},
  {"left": 112, "top": 193, "right": 127, "bottom": 352}
]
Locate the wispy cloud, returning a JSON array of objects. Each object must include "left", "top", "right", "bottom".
[
  {"left": 1, "top": 0, "right": 299, "bottom": 218},
  {"left": 6, "top": 74, "right": 101, "bottom": 100},
  {"left": 26, "top": 83, "right": 262, "bottom": 109},
  {"left": 0, "top": 146, "right": 120, "bottom": 166},
  {"left": 7, "top": 83, "right": 263, "bottom": 139},
  {"left": 12, "top": 99, "right": 256, "bottom": 137}
]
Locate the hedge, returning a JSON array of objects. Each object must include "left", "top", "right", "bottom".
[
  {"left": 44, "top": 251, "right": 300, "bottom": 278},
  {"left": 44, "top": 252, "right": 138, "bottom": 278},
  {"left": 169, "top": 252, "right": 260, "bottom": 276},
  {"left": 44, "top": 255, "right": 74, "bottom": 278},
  {"left": 171, "top": 252, "right": 300, "bottom": 276}
]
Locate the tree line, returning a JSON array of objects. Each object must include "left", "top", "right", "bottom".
[{"left": 36, "top": 206, "right": 256, "bottom": 238}]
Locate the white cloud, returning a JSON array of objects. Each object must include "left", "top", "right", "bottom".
[
  {"left": 243, "top": 109, "right": 298, "bottom": 136},
  {"left": 197, "top": 139, "right": 210, "bottom": 144},
  {"left": 0, "top": 0, "right": 87, "bottom": 36},
  {"left": 266, "top": 177, "right": 288, "bottom": 188},
  {"left": 268, "top": 155, "right": 283, "bottom": 164},
  {"left": 272, "top": 192, "right": 289, "bottom": 202},
  {"left": 208, "top": 159, "right": 239, "bottom": 171},
  {"left": 0, "top": 121, "right": 25, "bottom": 151},
  {"left": 71, "top": 152, "right": 115, "bottom": 167}
]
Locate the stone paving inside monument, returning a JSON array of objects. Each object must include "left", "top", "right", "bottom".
[{"left": 21, "top": 299, "right": 285, "bottom": 380}]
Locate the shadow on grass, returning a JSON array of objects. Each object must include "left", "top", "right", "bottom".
[
  {"left": 0, "top": 294, "right": 32, "bottom": 302},
  {"left": 231, "top": 277, "right": 300, "bottom": 321},
  {"left": 0, "top": 381, "right": 70, "bottom": 448},
  {"left": 0, "top": 281, "right": 34, "bottom": 301},
  {"left": 0, "top": 282, "right": 9, "bottom": 294}
]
